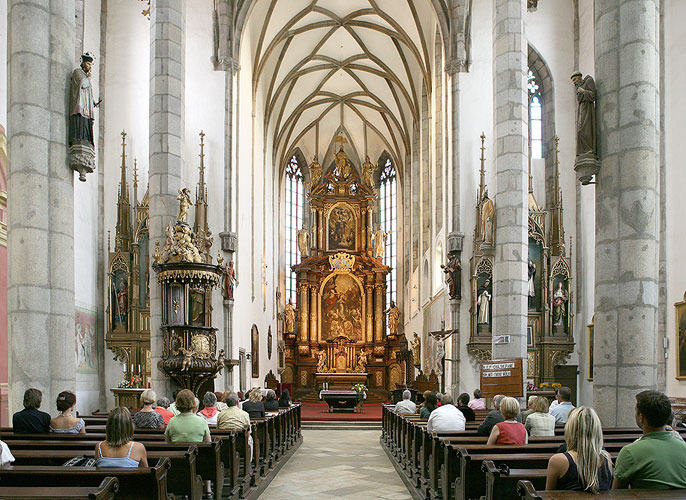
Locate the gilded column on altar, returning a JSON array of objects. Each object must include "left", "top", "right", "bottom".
[
  {"left": 366, "top": 282, "right": 374, "bottom": 342},
  {"left": 299, "top": 283, "right": 309, "bottom": 343},
  {"left": 309, "top": 285, "right": 318, "bottom": 342},
  {"left": 374, "top": 280, "right": 384, "bottom": 342}
]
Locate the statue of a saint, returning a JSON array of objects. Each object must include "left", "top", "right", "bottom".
[
  {"left": 316, "top": 348, "right": 327, "bottom": 373},
  {"left": 297, "top": 228, "right": 310, "bottom": 257},
  {"left": 362, "top": 156, "right": 374, "bottom": 187},
  {"left": 69, "top": 52, "right": 100, "bottom": 181},
  {"left": 384, "top": 300, "right": 401, "bottom": 336},
  {"left": 481, "top": 189, "right": 495, "bottom": 244},
  {"left": 411, "top": 333, "right": 421, "bottom": 368},
  {"left": 190, "top": 286, "right": 205, "bottom": 326},
  {"left": 372, "top": 229, "right": 387, "bottom": 259},
  {"left": 310, "top": 156, "right": 322, "bottom": 186},
  {"left": 334, "top": 146, "right": 352, "bottom": 179},
  {"left": 477, "top": 279, "right": 492, "bottom": 325},
  {"left": 441, "top": 254, "right": 462, "bottom": 300},
  {"left": 222, "top": 261, "right": 237, "bottom": 300},
  {"left": 114, "top": 277, "right": 128, "bottom": 328},
  {"left": 571, "top": 71, "right": 597, "bottom": 160},
  {"left": 284, "top": 298, "right": 297, "bottom": 333},
  {"left": 552, "top": 282, "right": 569, "bottom": 327},
  {"left": 356, "top": 347, "right": 369, "bottom": 372},
  {"left": 528, "top": 260, "right": 536, "bottom": 298},
  {"left": 176, "top": 188, "right": 193, "bottom": 223},
  {"left": 216, "top": 349, "right": 226, "bottom": 375}
]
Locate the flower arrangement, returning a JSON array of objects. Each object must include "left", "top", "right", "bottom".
[
  {"left": 551, "top": 382, "right": 562, "bottom": 389},
  {"left": 352, "top": 383, "right": 367, "bottom": 403},
  {"left": 526, "top": 381, "right": 562, "bottom": 392},
  {"left": 118, "top": 375, "right": 143, "bottom": 389}
]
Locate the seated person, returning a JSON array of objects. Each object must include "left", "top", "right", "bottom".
[
  {"left": 521, "top": 395, "right": 537, "bottom": 423},
  {"left": 525, "top": 396, "right": 556, "bottom": 437},
  {"left": 487, "top": 396, "right": 527, "bottom": 445},
  {"left": 165, "top": 389, "right": 211, "bottom": 443},
  {"left": 427, "top": 394, "right": 466, "bottom": 432},
  {"left": 395, "top": 390, "right": 417, "bottom": 415},
  {"left": 264, "top": 390, "right": 279, "bottom": 412},
  {"left": 242, "top": 388, "right": 266, "bottom": 419},
  {"left": 132, "top": 389, "right": 165, "bottom": 429},
  {"left": 613, "top": 391, "right": 686, "bottom": 489},
  {"left": 420, "top": 392, "right": 438, "bottom": 418},
  {"left": 278, "top": 389, "right": 291, "bottom": 408},
  {"left": 13, "top": 388, "right": 51, "bottom": 433},
  {"left": 456, "top": 393, "right": 476, "bottom": 422},
  {"left": 0, "top": 440, "right": 14, "bottom": 467},
  {"left": 477, "top": 395, "right": 521, "bottom": 436},
  {"left": 217, "top": 392, "right": 253, "bottom": 473},
  {"left": 215, "top": 392, "right": 229, "bottom": 412},
  {"left": 49, "top": 391, "right": 86, "bottom": 434},
  {"left": 468, "top": 388, "right": 486, "bottom": 410},
  {"left": 95, "top": 407, "right": 148, "bottom": 468},
  {"left": 197, "top": 392, "right": 219, "bottom": 426},
  {"left": 549, "top": 387, "right": 575, "bottom": 424},
  {"left": 168, "top": 388, "right": 182, "bottom": 416},
  {"left": 546, "top": 406, "right": 611, "bottom": 492},
  {"left": 154, "top": 397, "right": 174, "bottom": 425}
]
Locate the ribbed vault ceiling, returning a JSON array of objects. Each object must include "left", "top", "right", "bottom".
[{"left": 245, "top": 0, "right": 440, "bottom": 172}]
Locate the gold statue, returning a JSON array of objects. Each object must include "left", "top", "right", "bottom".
[
  {"left": 176, "top": 187, "right": 193, "bottom": 223},
  {"left": 362, "top": 155, "right": 374, "bottom": 187},
  {"left": 372, "top": 229, "right": 387, "bottom": 259},
  {"left": 480, "top": 188, "right": 495, "bottom": 244},
  {"left": 334, "top": 146, "right": 352, "bottom": 180},
  {"left": 411, "top": 332, "right": 421, "bottom": 368},
  {"left": 284, "top": 298, "right": 296, "bottom": 333},
  {"left": 356, "top": 347, "right": 369, "bottom": 372},
  {"left": 297, "top": 227, "right": 310, "bottom": 257},
  {"left": 316, "top": 348, "right": 327, "bottom": 373},
  {"left": 384, "top": 300, "right": 401, "bottom": 336},
  {"left": 310, "top": 155, "right": 322, "bottom": 186},
  {"left": 179, "top": 347, "right": 193, "bottom": 372}
]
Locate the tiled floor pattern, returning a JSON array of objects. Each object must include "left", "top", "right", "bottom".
[{"left": 259, "top": 429, "right": 412, "bottom": 499}]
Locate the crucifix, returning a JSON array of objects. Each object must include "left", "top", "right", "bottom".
[{"left": 429, "top": 323, "right": 457, "bottom": 393}]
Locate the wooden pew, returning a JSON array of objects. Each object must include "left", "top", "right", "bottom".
[
  {"left": 516, "top": 480, "right": 686, "bottom": 499},
  {"left": 0, "top": 457, "right": 171, "bottom": 500},
  {"left": 0, "top": 477, "right": 119, "bottom": 500},
  {"left": 482, "top": 461, "right": 546, "bottom": 500}
]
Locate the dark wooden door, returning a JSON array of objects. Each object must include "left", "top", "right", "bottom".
[{"left": 554, "top": 365, "right": 578, "bottom": 406}]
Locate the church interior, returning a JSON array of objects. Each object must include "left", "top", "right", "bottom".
[{"left": 1, "top": 0, "right": 686, "bottom": 498}]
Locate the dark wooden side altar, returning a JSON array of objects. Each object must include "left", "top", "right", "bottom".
[{"left": 284, "top": 146, "right": 405, "bottom": 397}]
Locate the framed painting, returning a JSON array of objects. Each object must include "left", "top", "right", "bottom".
[
  {"left": 251, "top": 325, "right": 260, "bottom": 378},
  {"left": 676, "top": 293, "right": 686, "bottom": 380},
  {"left": 327, "top": 205, "right": 356, "bottom": 251}
]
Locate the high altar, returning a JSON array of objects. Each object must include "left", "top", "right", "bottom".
[{"left": 283, "top": 143, "right": 405, "bottom": 396}]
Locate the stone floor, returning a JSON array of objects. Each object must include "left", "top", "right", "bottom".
[{"left": 259, "top": 429, "right": 412, "bottom": 499}]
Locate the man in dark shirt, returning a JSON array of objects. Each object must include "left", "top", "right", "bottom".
[
  {"left": 457, "top": 393, "right": 476, "bottom": 422},
  {"left": 12, "top": 388, "right": 51, "bottom": 433},
  {"left": 476, "top": 394, "right": 522, "bottom": 435}
]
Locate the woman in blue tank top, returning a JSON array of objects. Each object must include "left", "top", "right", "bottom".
[{"left": 95, "top": 407, "right": 148, "bottom": 468}]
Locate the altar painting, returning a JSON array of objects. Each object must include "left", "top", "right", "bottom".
[
  {"left": 110, "top": 270, "right": 129, "bottom": 330},
  {"left": 138, "top": 232, "right": 149, "bottom": 308},
  {"left": 328, "top": 206, "right": 356, "bottom": 251},
  {"left": 321, "top": 273, "right": 363, "bottom": 341}
]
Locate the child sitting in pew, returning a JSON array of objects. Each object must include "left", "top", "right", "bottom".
[{"left": 94, "top": 407, "right": 148, "bottom": 468}]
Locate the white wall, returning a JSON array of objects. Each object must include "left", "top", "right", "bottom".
[
  {"left": 664, "top": 0, "right": 686, "bottom": 399},
  {"left": 0, "top": 0, "right": 7, "bottom": 128}
]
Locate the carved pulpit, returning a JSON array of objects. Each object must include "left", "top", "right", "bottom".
[{"left": 285, "top": 142, "right": 404, "bottom": 396}]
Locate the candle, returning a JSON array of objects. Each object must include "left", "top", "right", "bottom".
[{"left": 138, "top": 364, "right": 141, "bottom": 374}]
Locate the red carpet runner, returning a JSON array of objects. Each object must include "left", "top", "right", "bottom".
[{"left": 300, "top": 401, "right": 383, "bottom": 421}]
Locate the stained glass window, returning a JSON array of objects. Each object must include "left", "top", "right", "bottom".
[
  {"left": 285, "top": 155, "right": 304, "bottom": 303},
  {"left": 379, "top": 158, "right": 397, "bottom": 312}
]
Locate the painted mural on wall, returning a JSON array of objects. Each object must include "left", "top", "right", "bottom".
[
  {"left": 75, "top": 307, "right": 97, "bottom": 374},
  {"left": 321, "top": 273, "right": 362, "bottom": 341}
]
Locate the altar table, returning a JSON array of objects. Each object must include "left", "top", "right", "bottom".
[{"left": 319, "top": 390, "right": 364, "bottom": 413}]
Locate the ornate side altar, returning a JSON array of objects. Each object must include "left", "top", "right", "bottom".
[{"left": 283, "top": 142, "right": 404, "bottom": 396}]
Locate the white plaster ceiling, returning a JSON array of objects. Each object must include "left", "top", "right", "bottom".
[{"left": 245, "top": 0, "right": 439, "bottom": 172}]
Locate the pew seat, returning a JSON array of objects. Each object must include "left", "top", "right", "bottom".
[{"left": 517, "top": 480, "right": 686, "bottom": 499}]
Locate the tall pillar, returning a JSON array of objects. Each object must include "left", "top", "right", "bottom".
[
  {"left": 374, "top": 279, "right": 384, "bottom": 342},
  {"left": 491, "top": 0, "right": 529, "bottom": 376},
  {"left": 366, "top": 282, "right": 374, "bottom": 342},
  {"left": 149, "top": 0, "right": 185, "bottom": 392},
  {"left": 7, "top": 0, "right": 76, "bottom": 414},
  {"left": 309, "top": 286, "right": 317, "bottom": 342},
  {"left": 298, "top": 283, "right": 309, "bottom": 343},
  {"left": 593, "top": 0, "right": 659, "bottom": 426}
]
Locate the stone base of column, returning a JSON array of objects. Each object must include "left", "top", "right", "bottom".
[{"left": 574, "top": 154, "right": 600, "bottom": 185}]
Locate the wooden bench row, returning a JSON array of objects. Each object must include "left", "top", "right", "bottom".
[
  {"left": 0, "top": 403, "right": 302, "bottom": 500},
  {"left": 381, "top": 404, "right": 686, "bottom": 500}
]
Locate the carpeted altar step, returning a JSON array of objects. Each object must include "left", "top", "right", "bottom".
[
  {"left": 303, "top": 421, "right": 381, "bottom": 430},
  {"left": 300, "top": 401, "right": 383, "bottom": 422}
]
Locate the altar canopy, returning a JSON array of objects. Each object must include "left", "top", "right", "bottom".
[{"left": 283, "top": 143, "right": 404, "bottom": 396}]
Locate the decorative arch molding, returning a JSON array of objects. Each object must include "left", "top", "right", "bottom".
[{"left": 528, "top": 43, "right": 556, "bottom": 205}]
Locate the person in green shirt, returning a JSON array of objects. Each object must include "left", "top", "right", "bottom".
[
  {"left": 613, "top": 390, "right": 686, "bottom": 490},
  {"left": 165, "top": 389, "right": 211, "bottom": 443}
]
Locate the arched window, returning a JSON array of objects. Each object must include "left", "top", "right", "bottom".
[
  {"left": 528, "top": 69, "right": 542, "bottom": 159},
  {"left": 284, "top": 155, "right": 304, "bottom": 303},
  {"left": 379, "top": 158, "right": 397, "bottom": 311}
]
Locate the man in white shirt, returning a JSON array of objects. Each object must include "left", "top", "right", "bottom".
[
  {"left": 427, "top": 394, "right": 466, "bottom": 432},
  {"left": 394, "top": 390, "right": 417, "bottom": 414},
  {"left": 549, "top": 386, "right": 575, "bottom": 424}
]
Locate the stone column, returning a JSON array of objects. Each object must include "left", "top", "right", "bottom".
[
  {"left": 491, "top": 0, "right": 529, "bottom": 376},
  {"left": 149, "top": 0, "right": 185, "bottom": 392},
  {"left": 7, "top": 0, "right": 76, "bottom": 414},
  {"left": 593, "top": 0, "right": 659, "bottom": 426}
]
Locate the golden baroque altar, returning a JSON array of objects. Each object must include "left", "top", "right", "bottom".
[{"left": 283, "top": 145, "right": 405, "bottom": 396}]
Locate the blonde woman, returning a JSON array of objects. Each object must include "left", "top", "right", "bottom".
[
  {"left": 242, "top": 388, "right": 266, "bottom": 419},
  {"left": 546, "top": 407, "right": 612, "bottom": 492},
  {"left": 487, "top": 396, "right": 527, "bottom": 445},
  {"left": 132, "top": 389, "right": 164, "bottom": 429},
  {"left": 525, "top": 396, "right": 555, "bottom": 437}
]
